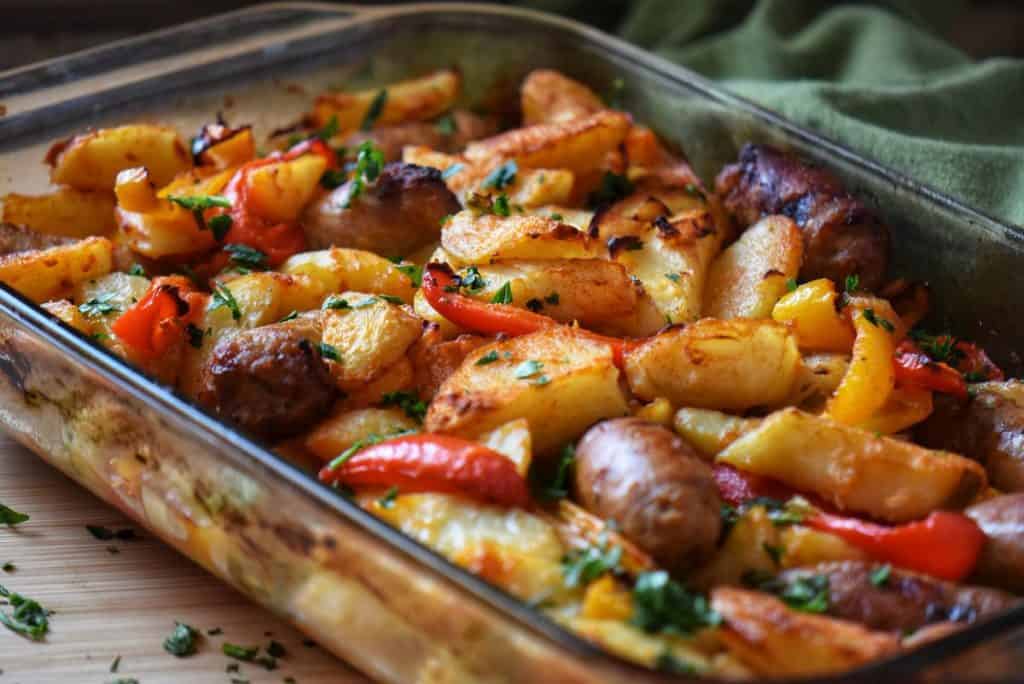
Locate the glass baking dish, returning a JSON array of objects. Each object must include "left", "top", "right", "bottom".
[{"left": 1, "top": 3, "right": 1022, "bottom": 681}]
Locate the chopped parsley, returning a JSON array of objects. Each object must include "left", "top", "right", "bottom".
[
  {"left": 320, "top": 169, "right": 348, "bottom": 189},
  {"left": 490, "top": 281, "right": 513, "bottom": 304},
  {"left": 513, "top": 359, "right": 543, "bottom": 379},
  {"left": 844, "top": 273, "right": 860, "bottom": 293},
  {"left": 757, "top": 574, "right": 830, "bottom": 614},
  {"left": 441, "top": 162, "right": 464, "bottom": 180},
  {"left": 665, "top": 273, "right": 681, "bottom": 283},
  {"left": 167, "top": 194, "right": 231, "bottom": 233},
  {"left": 339, "top": 141, "right": 385, "bottom": 208},
  {"left": 378, "top": 487, "right": 399, "bottom": 509},
  {"left": 532, "top": 375, "right": 551, "bottom": 386},
  {"left": 208, "top": 213, "right": 233, "bottom": 241},
  {"left": 322, "top": 295, "right": 352, "bottom": 310},
  {"left": 862, "top": 308, "right": 895, "bottom": 332},
  {"left": 110, "top": 655, "right": 121, "bottom": 673},
  {"left": 549, "top": 212, "right": 563, "bottom": 221},
  {"left": 210, "top": 283, "right": 242, "bottom": 322},
  {"left": 360, "top": 89, "right": 389, "bottom": 131},
  {"left": 491, "top": 193, "right": 511, "bottom": 217},
  {"left": 0, "top": 503, "right": 29, "bottom": 526},
  {"left": 458, "top": 266, "right": 487, "bottom": 293},
  {"left": 536, "top": 444, "right": 575, "bottom": 501},
  {"left": 224, "top": 243, "right": 267, "bottom": 271},
  {"left": 315, "top": 114, "right": 340, "bottom": 141},
  {"left": 909, "top": 329, "right": 962, "bottom": 365},
  {"left": 85, "top": 525, "right": 136, "bottom": 541},
  {"left": 128, "top": 263, "right": 147, "bottom": 277},
  {"left": 785, "top": 278, "right": 798, "bottom": 292},
  {"left": 377, "top": 294, "right": 405, "bottom": 305},
  {"left": 869, "top": 564, "right": 892, "bottom": 587},
  {"left": 222, "top": 642, "right": 258, "bottom": 661},
  {"left": 655, "top": 650, "right": 696, "bottom": 675},
  {"left": 318, "top": 342, "right": 341, "bottom": 362},
  {"left": 0, "top": 584, "right": 49, "bottom": 641},
  {"left": 562, "top": 536, "right": 622, "bottom": 588},
  {"left": 78, "top": 293, "right": 119, "bottom": 317},
  {"left": 162, "top": 621, "right": 199, "bottom": 656},
  {"left": 278, "top": 310, "right": 299, "bottom": 323},
  {"left": 475, "top": 350, "right": 500, "bottom": 366},
  {"left": 587, "top": 171, "right": 634, "bottom": 207},
  {"left": 393, "top": 262, "right": 423, "bottom": 287},
  {"left": 324, "top": 429, "right": 419, "bottom": 473},
  {"left": 2, "top": 562, "right": 14, "bottom": 573},
  {"left": 762, "top": 542, "right": 785, "bottom": 566},
  {"left": 381, "top": 390, "right": 427, "bottom": 422},
  {"left": 544, "top": 292, "right": 560, "bottom": 305},
  {"left": 481, "top": 160, "right": 518, "bottom": 191},
  {"left": 186, "top": 323, "right": 206, "bottom": 349},
  {"left": 631, "top": 571, "right": 721, "bottom": 635},
  {"left": 435, "top": 112, "right": 456, "bottom": 136}
]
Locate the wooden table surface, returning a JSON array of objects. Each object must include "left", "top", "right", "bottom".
[{"left": 0, "top": 434, "right": 369, "bottom": 683}]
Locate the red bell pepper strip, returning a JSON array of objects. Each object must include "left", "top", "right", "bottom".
[
  {"left": 318, "top": 433, "right": 532, "bottom": 508},
  {"left": 954, "top": 341, "right": 1004, "bottom": 382},
  {"left": 893, "top": 340, "right": 967, "bottom": 399},
  {"left": 712, "top": 463, "right": 797, "bottom": 507},
  {"left": 422, "top": 264, "right": 636, "bottom": 366},
  {"left": 111, "top": 276, "right": 207, "bottom": 359},
  {"left": 807, "top": 510, "right": 985, "bottom": 582}
]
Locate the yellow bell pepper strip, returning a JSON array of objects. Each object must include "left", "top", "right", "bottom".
[
  {"left": 826, "top": 307, "right": 896, "bottom": 425},
  {"left": 856, "top": 385, "right": 933, "bottom": 435},
  {"left": 771, "top": 279, "right": 855, "bottom": 353}
]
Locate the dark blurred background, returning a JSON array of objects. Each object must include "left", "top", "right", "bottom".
[{"left": 1, "top": 0, "right": 1023, "bottom": 71}]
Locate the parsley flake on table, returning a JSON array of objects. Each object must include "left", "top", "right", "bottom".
[
  {"left": 0, "top": 583, "right": 50, "bottom": 641},
  {"left": 163, "top": 621, "right": 199, "bottom": 657},
  {"left": 0, "top": 502, "right": 29, "bottom": 526}
]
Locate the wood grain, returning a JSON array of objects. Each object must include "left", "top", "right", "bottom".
[{"left": 0, "top": 434, "right": 369, "bottom": 683}]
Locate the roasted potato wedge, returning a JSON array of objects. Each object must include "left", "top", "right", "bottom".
[
  {"left": 425, "top": 327, "right": 630, "bottom": 455},
  {"left": 717, "top": 408, "right": 987, "bottom": 522},
  {"left": 320, "top": 292, "right": 423, "bottom": 390},
  {"left": 673, "top": 407, "right": 759, "bottom": 458},
  {"left": 711, "top": 587, "right": 900, "bottom": 677},
  {"left": 243, "top": 153, "right": 327, "bottom": 223},
  {"left": 704, "top": 215, "right": 803, "bottom": 319},
  {"left": 465, "top": 110, "right": 631, "bottom": 176},
  {"left": 624, "top": 319, "right": 801, "bottom": 411},
  {"left": 441, "top": 211, "right": 600, "bottom": 264},
  {"left": 2, "top": 188, "right": 116, "bottom": 238},
  {"left": 49, "top": 124, "right": 191, "bottom": 191},
  {"left": 521, "top": 69, "right": 604, "bottom": 125},
  {"left": 0, "top": 237, "right": 113, "bottom": 303},
  {"left": 310, "top": 69, "right": 460, "bottom": 130},
  {"left": 305, "top": 406, "right": 419, "bottom": 463},
  {"left": 280, "top": 247, "right": 416, "bottom": 304}
]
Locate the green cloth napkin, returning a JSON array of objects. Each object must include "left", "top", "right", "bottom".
[{"left": 519, "top": 0, "right": 1024, "bottom": 226}]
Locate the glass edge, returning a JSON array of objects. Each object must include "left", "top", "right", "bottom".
[{"left": 1, "top": 2, "right": 1022, "bottom": 681}]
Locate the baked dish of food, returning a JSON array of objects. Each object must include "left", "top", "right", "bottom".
[{"left": 2, "top": 67, "right": 1021, "bottom": 679}]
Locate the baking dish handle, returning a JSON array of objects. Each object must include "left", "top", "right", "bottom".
[{"left": 0, "top": 2, "right": 373, "bottom": 140}]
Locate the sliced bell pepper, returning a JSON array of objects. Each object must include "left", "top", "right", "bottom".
[
  {"left": 422, "top": 264, "right": 635, "bottom": 366},
  {"left": 111, "top": 276, "right": 207, "bottom": 359},
  {"left": 318, "top": 433, "right": 532, "bottom": 508},
  {"left": 954, "top": 341, "right": 1004, "bottom": 382},
  {"left": 893, "top": 340, "right": 967, "bottom": 399},
  {"left": 807, "top": 510, "right": 984, "bottom": 582},
  {"left": 826, "top": 306, "right": 896, "bottom": 425},
  {"left": 771, "top": 278, "right": 855, "bottom": 353}
]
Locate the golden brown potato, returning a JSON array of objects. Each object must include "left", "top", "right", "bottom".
[
  {"left": 2, "top": 188, "right": 116, "bottom": 238},
  {"left": 717, "top": 408, "right": 987, "bottom": 522},
  {"left": 464, "top": 110, "right": 631, "bottom": 176},
  {"left": 41, "top": 299, "right": 92, "bottom": 334},
  {"left": 341, "top": 356, "right": 417, "bottom": 410},
  {"left": 425, "top": 327, "right": 629, "bottom": 456},
  {"left": 610, "top": 209, "right": 723, "bottom": 325},
  {"left": 441, "top": 211, "right": 600, "bottom": 264},
  {"left": 690, "top": 506, "right": 780, "bottom": 590},
  {"left": 409, "top": 326, "right": 490, "bottom": 399},
  {"left": 521, "top": 69, "right": 604, "bottom": 125},
  {"left": 711, "top": 587, "right": 900, "bottom": 677},
  {"left": 319, "top": 293, "right": 423, "bottom": 391},
  {"left": 458, "top": 259, "right": 641, "bottom": 329},
  {"left": 624, "top": 319, "right": 801, "bottom": 411},
  {"left": 0, "top": 237, "right": 113, "bottom": 303},
  {"left": 673, "top": 407, "right": 759, "bottom": 458},
  {"left": 305, "top": 406, "right": 419, "bottom": 463},
  {"left": 703, "top": 215, "right": 803, "bottom": 319},
  {"left": 280, "top": 247, "right": 416, "bottom": 304},
  {"left": 243, "top": 153, "right": 327, "bottom": 223},
  {"left": 48, "top": 125, "right": 191, "bottom": 191},
  {"left": 784, "top": 352, "right": 850, "bottom": 411},
  {"left": 310, "top": 69, "right": 460, "bottom": 130}
]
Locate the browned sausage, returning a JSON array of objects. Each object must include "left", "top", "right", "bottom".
[
  {"left": 775, "top": 561, "right": 1018, "bottom": 633},
  {"left": 967, "top": 493, "right": 1024, "bottom": 593},
  {"left": 301, "top": 162, "right": 461, "bottom": 255},
  {"left": 916, "top": 381, "right": 1024, "bottom": 492},
  {"left": 573, "top": 417, "right": 721, "bottom": 574},
  {"left": 715, "top": 143, "right": 890, "bottom": 290},
  {"left": 198, "top": 318, "right": 337, "bottom": 441}
]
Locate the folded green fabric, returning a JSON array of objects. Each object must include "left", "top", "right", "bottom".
[{"left": 520, "top": 0, "right": 1024, "bottom": 226}]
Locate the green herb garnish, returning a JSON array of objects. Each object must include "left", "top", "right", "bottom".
[
  {"left": 222, "top": 642, "right": 258, "bottom": 661},
  {"left": 128, "top": 263, "right": 147, "bottom": 277},
  {"left": 360, "top": 89, "right": 389, "bottom": 131},
  {"left": 513, "top": 359, "right": 543, "bottom": 379},
  {"left": 186, "top": 323, "right": 206, "bottom": 349},
  {"left": 441, "top": 162, "right": 464, "bottom": 180},
  {"left": 785, "top": 278, "right": 798, "bottom": 292},
  {"left": 318, "top": 342, "right": 341, "bottom": 361},
  {"left": 869, "top": 564, "right": 892, "bottom": 587},
  {"left": 315, "top": 115, "right": 340, "bottom": 141},
  {"left": 665, "top": 273, "right": 681, "bottom": 283},
  {"left": 224, "top": 243, "right": 267, "bottom": 271},
  {"left": 381, "top": 390, "right": 427, "bottom": 422},
  {"left": 562, "top": 536, "right": 622, "bottom": 588},
  {"left": 844, "top": 273, "right": 860, "bottom": 293},
  {"left": 78, "top": 293, "right": 119, "bottom": 318},
  {"left": 587, "top": 171, "right": 633, "bottom": 207},
  {"left": 475, "top": 350, "right": 500, "bottom": 366},
  {"left": 862, "top": 308, "right": 895, "bottom": 332},
  {"left": 320, "top": 169, "right": 348, "bottom": 189},
  {"left": 481, "top": 160, "right": 518, "bottom": 191},
  {"left": 435, "top": 112, "right": 456, "bottom": 136},
  {"left": 537, "top": 444, "right": 575, "bottom": 500},
  {"left": 210, "top": 283, "right": 242, "bottom": 322},
  {"left": 378, "top": 487, "right": 399, "bottom": 509},
  {"left": 490, "top": 281, "right": 513, "bottom": 304},
  {"left": 655, "top": 650, "right": 696, "bottom": 674},
  {"left": 0, "top": 503, "right": 29, "bottom": 527},
  {"left": 631, "top": 571, "right": 720, "bottom": 635},
  {"left": 208, "top": 213, "right": 233, "bottom": 241},
  {"left": 491, "top": 193, "right": 511, "bottom": 217},
  {"left": 339, "top": 141, "right": 385, "bottom": 208},
  {"left": 162, "top": 621, "right": 198, "bottom": 656}
]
